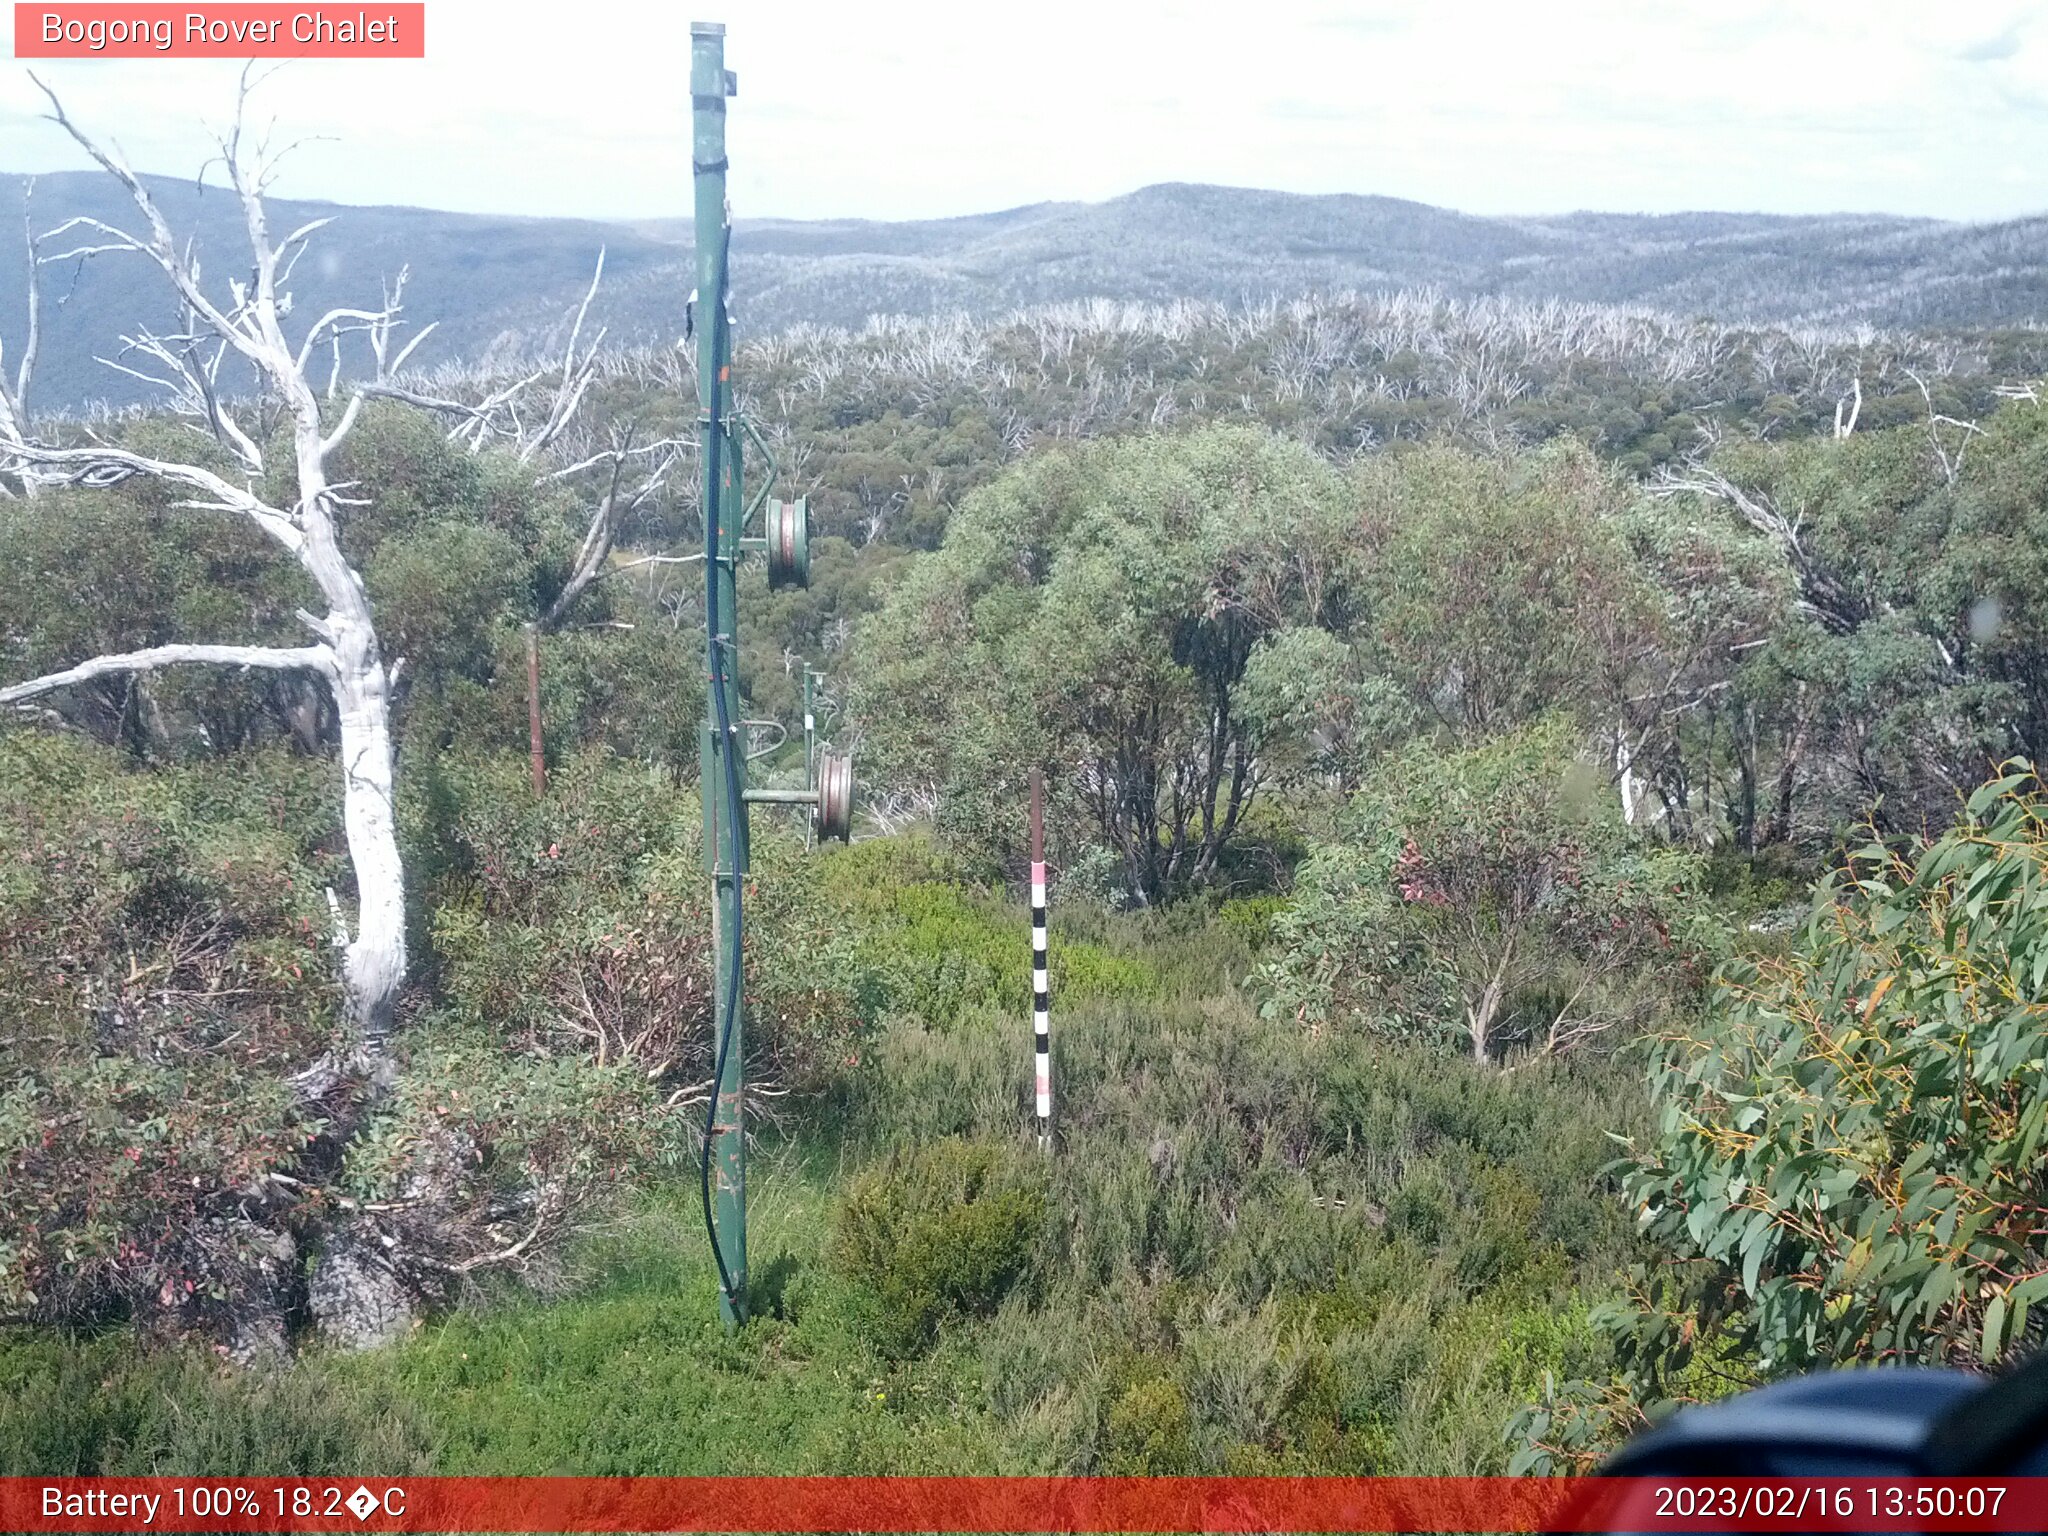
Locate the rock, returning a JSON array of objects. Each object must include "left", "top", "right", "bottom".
[
  {"left": 227, "top": 1305, "right": 291, "bottom": 1368},
  {"left": 398, "top": 1125, "right": 477, "bottom": 1205},
  {"left": 198, "top": 1216, "right": 297, "bottom": 1368},
  {"left": 1746, "top": 903, "right": 1806, "bottom": 935},
  {"left": 308, "top": 1229, "right": 415, "bottom": 1350},
  {"left": 228, "top": 1225, "right": 296, "bottom": 1367}
]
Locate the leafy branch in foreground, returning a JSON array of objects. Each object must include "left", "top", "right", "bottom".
[{"left": 1514, "top": 760, "right": 2048, "bottom": 1471}]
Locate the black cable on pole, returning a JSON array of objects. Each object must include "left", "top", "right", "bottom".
[{"left": 699, "top": 222, "right": 745, "bottom": 1319}]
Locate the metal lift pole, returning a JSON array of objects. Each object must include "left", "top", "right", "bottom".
[{"left": 692, "top": 18, "right": 747, "bottom": 1329}]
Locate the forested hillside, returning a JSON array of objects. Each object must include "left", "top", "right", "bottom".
[
  {"left": 656, "top": 188, "right": 2048, "bottom": 336},
  {"left": 6, "top": 170, "right": 2048, "bottom": 410},
  {"left": 7, "top": 112, "right": 2048, "bottom": 1483}
]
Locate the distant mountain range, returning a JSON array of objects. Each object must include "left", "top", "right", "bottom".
[{"left": 3, "top": 172, "right": 2044, "bottom": 411}]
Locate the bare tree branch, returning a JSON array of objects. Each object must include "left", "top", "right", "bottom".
[
  {"left": 1653, "top": 460, "right": 1868, "bottom": 636},
  {"left": 362, "top": 252, "right": 610, "bottom": 461},
  {"left": 1, "top": 441, "right": 305, "bottom": 551},
  {"left": 29, "top": 76, "right": 275, "bottom": 376},
  {"left": 1833, "top": 376, "right": 1861, "bottom": 440},
  {"left": 608, "top": 552, "right": 705, "bottom": 572},
  {"left": 1903, "top": 367, "right": 1983, "bottom": 486},
  {"left": 538, "top": 431, "right": 685, "bottom": 630},
  {"left": 1, "top": 642, "right": 333, "bottom": 706},
  {"left": 517, "top": 249, "right": 608, "bottom": 464},
  {"left": 358, "top": 368, "right": 546, "bottom": 452},
  {"left": 0, "top": 179, "right": 40, "bottom": 497}
]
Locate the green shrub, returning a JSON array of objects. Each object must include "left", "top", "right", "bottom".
[
  {"left": 1639, "top": 766, "right": 2048, "bottom": 1379},
  {"left": 834, "top": 1137, "right": 1047, "bottom": 1355},
  {"left": 1175, "top": 1295, "right": 1294, "bottom": 1466},
  {"left": 1329, "top": 1298, "right": 1433, "bottom": 1434},
  {"left": 816, "top": 831, "right": 972, "bottom": 900},
  {"left": 1699, "top": 840, "right": 1817, "bottom": 917},
  {"left": 413, "top": 746, "right": 878, "bottom": 1095},
  {"left": 852, "top": 1018, "right": 1022, "bottom": 1146},
  {"left": 1212, "top": 797, "right": 1315, "bottom": 895},
  {"left": 1101, "top": 1375, "right": 1193, "bottom": 1473},
  {"left": 817, "top": 834, "right": 1160, "bottom": 1027},
  {"left": 0, "top": 734, "right": 336, "bottom": 1331},
  {"left": 1260, "top": 719, "right": 1712, "bottom": 1065},
  {"left": 1216, "top": 894, "right": 1288, "bottom": 953},
  {"left": 1055, "top": 901, "right": 1251, "bottom": 1000}
]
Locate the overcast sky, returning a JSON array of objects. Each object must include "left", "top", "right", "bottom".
[{"left": 3, "top": 0, "right": 2045, "bottom": 224}]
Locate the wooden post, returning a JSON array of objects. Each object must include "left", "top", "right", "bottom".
[
  {"left": 524, "top": 622, "right": 546, "bottom": 796},
  {"left": 1030, "top": 766, "right": 1051, "bottom": 1149}
]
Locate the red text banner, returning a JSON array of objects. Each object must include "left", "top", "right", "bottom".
[
  {"left": 14, "top": 5, "right": 425, "bottom": 58},
  {"left": 5, "top": 1476, "right": 2048, "bottom": 1532}
]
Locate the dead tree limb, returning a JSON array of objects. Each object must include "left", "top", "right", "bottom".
[
  {"left": 0, "top": 643, "right": 332, "bottom": 706},
  {"left": 520, "top": 426, "right": 684, "bottom": 792}
]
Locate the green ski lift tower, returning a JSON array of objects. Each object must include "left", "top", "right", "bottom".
[{"left": 691, "top": 20, "right": 854, "bottom": 1329}]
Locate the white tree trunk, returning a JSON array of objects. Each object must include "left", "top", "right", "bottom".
[
  {"left": 332, "top": 625, "right": 405, "bottom": 1052},
  {"left": 1615, "top": 718, "right": 1639, "bottom": 827},
  {"left": 11, "top": 79, "right": 630, "bottom": 1065},
  {"left": 1466, "top": 934, "right": 1515, "bottom": 1067}
]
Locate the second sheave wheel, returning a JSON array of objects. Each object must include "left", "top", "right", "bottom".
[{"left": 815, "top": 750, "right": 854, "bottom": 843}]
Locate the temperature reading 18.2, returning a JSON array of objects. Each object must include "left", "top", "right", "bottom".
[
  {"left": 161, "top": 1483, "right": 408, "bottom": 1522},
  {"left": 277, "top": 1486, "right": 350, "bottom": 1519}
]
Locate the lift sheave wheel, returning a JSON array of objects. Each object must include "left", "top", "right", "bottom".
[
  {"left": 766, "top": 498, "right": 810, "bottom": 591},
  {"left": 815, "top": 749, "right": 854, "bottom": 843}
]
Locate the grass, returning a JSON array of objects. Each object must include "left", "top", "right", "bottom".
[
  {"left": 2, "top": 896, "right": 1654, "bottom": 1480},
  {"left": 1, "top": 1148, "right": 1002, "bottom": 1477},
  {"left": 367, "top": 1152, "right": 1008, "bottom": 1474}
]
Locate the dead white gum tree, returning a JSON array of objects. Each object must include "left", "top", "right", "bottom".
[
  {"left": 0, "top": 179, "right": 40, "bottom": 495},
  {"left": 0, "top": 74, "right": 427, "bottom": 1061}
]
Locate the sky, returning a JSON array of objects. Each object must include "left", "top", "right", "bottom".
[{"left": 2, "top": 0, "right": 2045, "bottom": 224}]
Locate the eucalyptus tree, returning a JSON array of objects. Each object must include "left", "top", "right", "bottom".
[
  {"left": 0, "top": 81, "right": 693, "bottom": 1352},
  {"left": 1259, "top": 719, "right": 1708, "bottom": 1065},
  {"left": 1652, "top": 397, "right": 2048, "bottom": 841},
  {"left": 1515, "top": 763, "right": 2048, "bottom": 1471},
  {"left": 0, "top": 79, "right": 672, "bottom": 1049},
  {"left": 857, "top": 425, "right": 1354, "bottom": 902},
  {"left": 0, "top": 79, "right": 426, "bottom": 1058}
]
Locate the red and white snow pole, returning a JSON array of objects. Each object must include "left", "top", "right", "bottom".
[{"left": 1030, "top": 766, "right": 1052, "bottom": 1150}]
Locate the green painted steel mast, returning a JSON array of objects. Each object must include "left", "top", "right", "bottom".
[{"left": 692, "top": 19, "right": 747, "bottom": 1329}]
